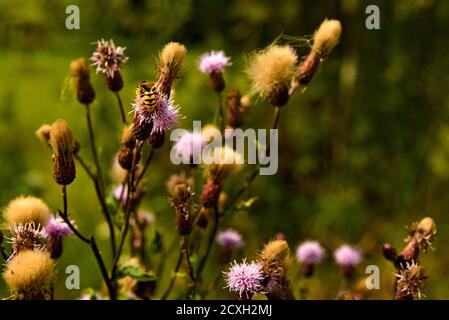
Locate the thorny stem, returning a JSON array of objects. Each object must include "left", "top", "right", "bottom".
[
  {"left": 111, "top": 141, "right": 143, "bottom": 278},
  {"left": 161, "top": 242, "right": 184, "bottom": 300},
  {"left": 84, "top": 104, "right": 117, "bottom": 256},
  {"left": 59, "top": 185, "right": 116, "bottom": 299},
  {"left": 115, "top": 92, "right": 127, "bottom": 125},
  {"left": 196, "top": 205, "right": 220, "bottom": 283}
]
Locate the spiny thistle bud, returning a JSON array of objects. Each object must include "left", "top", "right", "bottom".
[
  {"left": 200, "top": 179, "right": 222, "bottom": 208},
  {"left": 35, "top": 124, "right": 52, "bottom": 147},
  {"left": 382, "top": 243, "right": 398, "bottom": 262},
  {"left": 226, "top": 90, "right": 244, "bottom": 128},
  {"left": 168, "top": 184, "right": 195, "bottom": 236},
  {"left": 49, "top": 119, "right": 76, "bottom": 185},
  {"left": 70, "top": 57, "right": 95, "bottom": 104},
  {"left": 312, "top": 18, "right": 342, "bottom": 58},
  {"left": 3, "top": 196, "right": 50, "bottom": 228},
  {"left": 3, "top": 250, "right": 55, "bottom": 300},
  {"left": 157, "top": 42, "right": 187, "bottom": 96},
  {"left": 9, "top": 222, "right": 46, "bottom": 255},
  {"left": 394, "top": 262, "right": 426, "bottom": 300},
  {"left": 247, "top": 45, "right": 297, "bottom": 107},
  {"left": 106, "top": 70, "right": 124, "bottom": 92}
]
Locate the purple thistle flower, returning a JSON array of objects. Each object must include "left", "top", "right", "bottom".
[
  {"left": 133, "top": 93, "right": 180, "bottom": 137},
  {"left": 199, "top": 51, "right": 231, "bottom": 74},
  {"left": 224, "top": 259, "right": 264, "bottom": 299},
  {"left": 216, "top": 229, "right": 244, "bottom": 250},
  {"left": 334, "top": 244, "right": 362, "bottom": 267},
  {"left": 91, "top": 39, "right": 128, "bottom": 78},
  {"left": 44, "top": 216, "right": 72, "bottom": 238},
  {"left": 174, "top": 131, "right": 207, "bottom": 164},
  {"left": 296, "top": 241, "right": 325, "bottom": 265}
]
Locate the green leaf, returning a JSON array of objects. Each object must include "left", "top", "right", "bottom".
[{"left": 116, "top": 266, "right": 157, "bottom": 282}]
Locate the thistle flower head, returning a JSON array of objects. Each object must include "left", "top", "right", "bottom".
[
  {"left": 259, "top": 240, "right": 290, "bottom": 274},
  {"left": 3, "top": 196, "right": 50, "bottom": 228},
  {"left": 91, "top": 39, "right": 128, "bottom": 78},
  {"left": 199, "top": 51, "right": 231, "bottom": 74},
  {"left": 203, "top": 145, "right": 243, "bottom": 182},
  {"left": 132, "top": 93, "right": 180, "bottom": 140},
  {"left": 174, "top": 131, "right": 207, "bottom": 164},
  {"left": 9, "top": 222, "right": 46, "bottom": 255},
  {"left": 216, "top": 229, "right": 244, "bottom": 250},
  {"left": 168, "top": 183, "right": 195, "bottom": 235},
  {"left": 50, "top": 119, "right": 76, "bottom": 185},
  {"left": 395, "top": 261, "right": 426, "bottom": 300},
  {"left": 405, "top": 217, "right": 437, "bottom": 252},
  {"left": 312, "top": 18, "right": 342, "bottom": 57},
  {"left": 296, "top": 241, "right": 325, "bottom": 265},
  {"left": 334, "top": 245, "right": 362, "bottom": 268},
  {"left": 224, "top": 259, "right": 264, "bottom": 299},
  {"left": 157, "top": 42, "right": 187, "bottom": 95},
  {"left": 44, "top": 216, "right": 72, "bottom": 238},
  {"left": 35, "top": 124, "right": 52, "bottom": 147},
  {"left": 247, "top": 45, "right": 297, "bottom": 106},
  {"left": 3, "top": 250, "right": 55, "bottom": 299}
]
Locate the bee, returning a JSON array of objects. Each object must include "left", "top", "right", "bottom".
[{"left": 136, "top": 80, "right": 159, "bottom": 112}]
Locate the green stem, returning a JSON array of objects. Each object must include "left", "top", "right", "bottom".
[
  {"left": 115, "top": 92, "right": 127, "bottom": 125},
  {"left": 161, "top": 241, "right": 184, "bottom": 300}
]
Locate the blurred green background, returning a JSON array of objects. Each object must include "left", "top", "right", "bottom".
[{"left": 1, "top": 0, "right": 449, "bottom": 299}]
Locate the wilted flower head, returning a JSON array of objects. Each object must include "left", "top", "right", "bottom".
[
  {"left": 44, "top": 217, "right": 72, "bottom": 238},
  {"left": 296, "top": 241, "right": 325, "bottom": 265},
  {"left": 334, "top": 245, "right": 362, "bottom": 268},
  {"left": 91, "top": 39, "right": 128, "bottom": 78},
  {"left": 203, "top": 145, "right": 243, "bottom": 182},
  {"left": 166, "top": 172, "right": 194, "bottom": 193},
  {"left": 259, "top": 240, "right": 290, "bottom": 274},
  {"left": 168, "top": 183, "right": 195, "bottom": 235},
  {"left": 3, "top": 250, "right": 55, "bottom": 299},
  {"left": 224, "top": 259, "right": 264, "bottom": 299},
  {"left": 199, "top": 51, "right": 231, "bottom": 74},
  {"left": 3, "top": 196, "right": 50, "bottom": 228},
  {"left": 217, "top": 229, "right": 244, "bottom": 250},
  {"left": 49, "top": 119, "right": 77, "bottom": 185},
  {"left": 312, "top": 18, "right": 342, "bottom": 57},
  {"left": 247, "top": 45, "right": 297, "bottom": 106},
  {"left": 9, "top": 222, "right": 46, "bottom": 255},
  {"left": 395, "top": 261, "right": 426, "bottom": 300}
]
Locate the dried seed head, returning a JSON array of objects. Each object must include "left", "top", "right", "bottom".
[
  {"left": 168, "top": 184, "right": 195, "bottom": 235},
  {"left": 259, "top": 240, "right": 290, "bottom": 275},
  {"left": 297, "top": 52, "right": 321, "bottom": 86},
  {"left": 247, "top": 45, "right": 297, "bottom": 106},
  {"left": 166, "top": 172, "right": 194, "bottom": 193},
  {"left": 3, "top": 250, "right": 55, "bottom": 300},
  {"left": 50, "top": 119, "right": 76, "bottom": 185},
  {"left": 203, "top": 145, "right": 243, "bottom": 182},
  {"left": 3, "top": 196, "right": 50, "bottom": 228},
  {"left": 9, "top": 222, "right": 46, "bottom": 255},
  {"left": 70, "top": 58, "right": 95, "bottom": 104},
  {"left": 312, "top": 18, "right": 342, "bottom": 58},
  {"left": 417, "top": 217, "right": 436, "bottom": 239},
  {"left": 157, "top": 42, "right": 187, "bottom": 96},
  {"left": 395, "top": 262, "right": 426, "bottom": 300},
  {"left": 70, "top": 57, "right": 90, "bottom": 81},
  {"left": 35, "top": 124, "right": 52, "bottom": 147}
]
